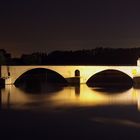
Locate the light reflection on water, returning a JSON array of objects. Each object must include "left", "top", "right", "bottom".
[
  {"left": 2, "top": 83, "right": 140, "bottom": 139},
  {"left": 1, "top": 84, "right": 140, "bottom": 111}
]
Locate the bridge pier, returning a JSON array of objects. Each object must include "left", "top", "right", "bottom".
[
  {"left": 66, "top": 77, "right": 81, "bottom": 86},
  {"left": 133, "top": 77, "right": 140, "bottom": 88}
]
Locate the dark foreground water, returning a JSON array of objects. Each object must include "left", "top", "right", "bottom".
[{"left": 1, "top": 84, "right": 140, "bottom": 140}]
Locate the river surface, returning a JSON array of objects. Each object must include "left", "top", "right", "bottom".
[{"left": 1, "top": 84, "right": 140, "bottom": 140}]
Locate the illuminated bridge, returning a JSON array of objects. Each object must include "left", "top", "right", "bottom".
[{"left": 1, "top": 65, "right": 140, "bottom": 85}]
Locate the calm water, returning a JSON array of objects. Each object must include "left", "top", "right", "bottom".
[
  {"left": 1, "top": 84, "right": 140, "bottom": 111},
  {"left": 1, "top": 84, "right": 140, "bottom": 139}
]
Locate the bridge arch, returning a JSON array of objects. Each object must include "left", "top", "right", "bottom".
[
  {"left": 86, "top": 69, "right": 133, "bottom": 88},
  {"left": 14, "top": 68, "right": 68, "bottom": 86}
]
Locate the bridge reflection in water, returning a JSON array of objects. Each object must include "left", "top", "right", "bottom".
[
  {"left": 1, "top": 84, "right": 140, "bottom": 111},
  {"left": 1, "top": 83, "right": 140, "bottom": 140}
]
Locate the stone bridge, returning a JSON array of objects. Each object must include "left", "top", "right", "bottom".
[{"left": 1, "top": 65, "right": 140, "bottom": 85}]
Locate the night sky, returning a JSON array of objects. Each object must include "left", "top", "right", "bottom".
[{"left": 1, "top": 0, "right": 140, "bottom": 57}]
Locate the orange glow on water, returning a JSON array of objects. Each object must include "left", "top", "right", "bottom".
[
  {"left": 49, "top": 85, "right": 136, "bottom": 108},
  {"left": 1, "top": 84, "right": 140, "bottom": 111}
]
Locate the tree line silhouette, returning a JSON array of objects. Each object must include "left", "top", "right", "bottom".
[{"left": 1, "top": 47, "right": 140, "bottom": 65}]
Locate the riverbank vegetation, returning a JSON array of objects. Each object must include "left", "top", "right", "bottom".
[{"left": 1, "top": 47, "right": 140, "bottom": 65}]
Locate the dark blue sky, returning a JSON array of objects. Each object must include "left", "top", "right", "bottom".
[{"left": 1, "top": 0, "right": 140, "bottom": 57}]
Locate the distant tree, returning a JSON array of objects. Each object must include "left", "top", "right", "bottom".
[{"left": 0, "top": 49, "right": 11, "bottom": 65}]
